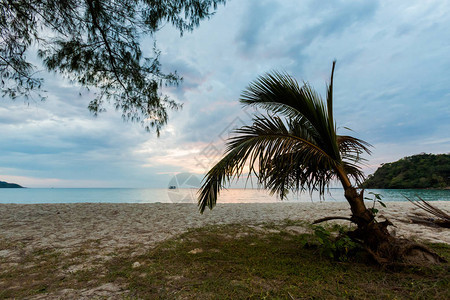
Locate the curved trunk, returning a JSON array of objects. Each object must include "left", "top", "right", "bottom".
[
  {"left": 335, "top": 166, "right": 373, "bottom": 225},
  {"left": 334, "top": 165, "right": 445, "bottom": 264},
  {"left": 336, "top": 165, "right": 390, "bottom": 238}
]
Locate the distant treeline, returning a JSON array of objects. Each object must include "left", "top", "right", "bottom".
[
  {"left": 0, "top": 181, "right": 24, "bottom": 188},
  {"left": 362, "top": 153, "right": 450, "bottom": 189}
]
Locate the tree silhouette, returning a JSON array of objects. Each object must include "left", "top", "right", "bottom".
[
  {"left": 198, "top": 61, "right": 445, "bottom": 264},
  {"left": 1, "top": 0, "right": 226, "bottom": 134}
]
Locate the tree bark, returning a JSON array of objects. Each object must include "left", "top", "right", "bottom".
[
  {"left": 335, "top": 166, "right": 373, "bottom": 225},
  {"left": 334, "top": 165, "right": 445, "bottom": 264}
]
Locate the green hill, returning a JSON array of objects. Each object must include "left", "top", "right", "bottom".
[
  {"left": 0, "top": 181, "right": 24, "bottom": 188},
  {"left": 362, "top": 153, "right": 450, "bottom": 189}
]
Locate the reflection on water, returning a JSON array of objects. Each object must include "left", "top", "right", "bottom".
[{"left": 0, "top": 188, "right": 448, "bottom": 204}]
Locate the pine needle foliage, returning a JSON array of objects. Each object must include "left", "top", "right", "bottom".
[{"left": 0, "top": 0, "right": 226, "bottom": 134}]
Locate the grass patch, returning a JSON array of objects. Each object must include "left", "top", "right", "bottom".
[
  {"left": 106, "top": 224, "right": 449, "bottom": 299},
  {"left": 0, "top": 241, "right": 107, "bottom": 299},
  {"left": 0, "top": 223, "right": 448, "bottom": 299}
]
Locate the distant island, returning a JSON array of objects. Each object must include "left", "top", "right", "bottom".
[
  {"left": 362, "top": 153, "right": 449, "bottom": 189},
  {"left": 0, "top": 181, "right": 24, "bottom": 188}
]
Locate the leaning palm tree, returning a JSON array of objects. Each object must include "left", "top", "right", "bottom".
[{"left": 198, "top": 61, "right": 444, "bottom": 264}]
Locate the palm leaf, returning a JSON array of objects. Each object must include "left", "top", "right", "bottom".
[
  {"left": 198, "top": 62, "right": 371, "bottom": 212},
  {"left": 198, "top": 114, "right": 339, "bottom": 212},
  {"left": 240, "top": 71, "right": 340, "bottom": 161}
]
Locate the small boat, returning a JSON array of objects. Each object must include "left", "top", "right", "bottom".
[{"left": 168, "top": 185, "right": 177, "bottom": 190}]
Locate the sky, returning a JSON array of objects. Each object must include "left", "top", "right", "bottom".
[{"left": 1, "top": 0, "right": 449, "bottom": 188}]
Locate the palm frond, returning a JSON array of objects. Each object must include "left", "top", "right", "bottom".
[
  {"left": 341, "top": 162, "right": 366, "bottom": 185},
  {"left": 338, "top": 135, "right": 371, "bottom": 158},
  {"left": 264, "top": 150, "right": 336, "bottom": 198},
  {"left": 405, "top": 195, "right": 450, "bottom": 228},
  {"left": 198, "top": 114, "right": 339, "bottom": 212},
  {"left": 240, "top": 71, "right": 340, "bottom": 160},
  {"left": 325, "top": 60, "right": 340, "bottom": 162},
  {"left": 336, "top": 135, "right": 372, "bottom": 184},
  {"left": 338, "top": 135, "right": 372, "bottom": 163},
  {"left": 326, "top": 60, "right": 336, "bottom": 124},
  {"left": 198, "top": 61, "right": 372, "bottom": 212}
]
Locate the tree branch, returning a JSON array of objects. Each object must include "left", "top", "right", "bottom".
[
  {"left": 312, "top": 216, "right": 354, "bottom": 224},
  {"left": 85, "top": 0, "right": 128, "bottom": 95}
]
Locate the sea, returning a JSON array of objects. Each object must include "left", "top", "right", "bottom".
[{"left": 0, "top": 188, "right": 448, "bottom": 204}]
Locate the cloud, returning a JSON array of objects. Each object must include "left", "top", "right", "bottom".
[
  {"left": 1, "top": 0, "right": 450, "bottom": 188},
  {"left": 236, "top": 0, "right": 280, "bottom": 53},
  {"left": 0, "top": 174, "right": 112, "bottom": 188}
]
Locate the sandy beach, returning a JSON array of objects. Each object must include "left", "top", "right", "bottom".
[
  {"left": 0, "top": 201, "right": 449, "bottom": 298},
  {"left": 1, "top": 201, "right": 449, "bottom": 259}
]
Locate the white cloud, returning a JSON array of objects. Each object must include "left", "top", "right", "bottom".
[{"left": 1, "top": 0, "right": 449, "bottom": 187}]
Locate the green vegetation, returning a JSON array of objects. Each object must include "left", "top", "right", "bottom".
[
  {"left": 1, "top": 224, "right": 448, "bottom": 299},
  {"left": 362, "top": 153, "right": 450, "bottom": 189},
  {"left": 0, "top": 180, "right": 23, "bottom": 188},
  {"left": 198, "top": 62, "right": 371, "bottom": 214},
  {"left": 1, "top": 0, "right": 226, "bottom": 134},
  {"left": 198, "top": 62, "right": 439, "bottom": 263}
]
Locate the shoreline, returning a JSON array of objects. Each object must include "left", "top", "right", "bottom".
[{"left": 1, "top": 187, "right": 448, "bottom": 205}]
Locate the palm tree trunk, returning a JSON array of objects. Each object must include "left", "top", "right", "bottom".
[
  {"left": 335, "top": 165, "right": 399, "bottom": 261},
  {"left": 335, "top": 166, "right": 373, "bottom": 226},
  {"left": 333, "top": 165, "right": 446, "bottom": 264}
]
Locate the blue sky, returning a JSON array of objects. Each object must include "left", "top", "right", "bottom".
[{"left": 1, "top": 0, "right": 449, "bottom": 188}]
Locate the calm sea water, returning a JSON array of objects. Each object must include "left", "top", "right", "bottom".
[{"left": 0, "top": 188, "right": 448, "bottom": 204}]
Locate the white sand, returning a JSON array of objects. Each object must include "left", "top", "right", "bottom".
[{"left": 1, "top": 201, "right": 448, "bottom": 257}]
